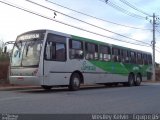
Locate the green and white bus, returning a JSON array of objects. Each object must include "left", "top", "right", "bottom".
[{"left": 9, "top": 29, "right": 152, "bottom": 90}]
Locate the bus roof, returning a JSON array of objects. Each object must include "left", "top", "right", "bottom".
[{"left": 17, "top": 29, "right": 151, "bottom": 55}]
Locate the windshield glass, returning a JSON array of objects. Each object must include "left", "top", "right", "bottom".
[
  {"left": 11, "top": 42, "right": 25, "bottom": 66},
  {"left": 11, "top": 30, "right": 45, "bottom": 67},
  {"left": 22, "top": 40, "right": 42, "bottom": 66}
]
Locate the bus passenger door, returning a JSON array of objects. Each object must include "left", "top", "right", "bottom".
[{"left": 43, "top": 33, "right": 68, "bottom": 86}]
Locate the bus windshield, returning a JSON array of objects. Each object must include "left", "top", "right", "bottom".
[{"left": 11, "top": 31, "right": 45, "bottom": 67}]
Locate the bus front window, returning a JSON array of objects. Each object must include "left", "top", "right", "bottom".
[
  {"left": 11, "top": 31, "right": 45, "bottom": 67},
  {"left": 22, "top": 40, "right": 42, "bottom": 67},
  {"left": 11, "top": 42, "right": 24, "bottom": 67},
  {"left": 11, "top": 40, "right": 43, "bottom": 67}
]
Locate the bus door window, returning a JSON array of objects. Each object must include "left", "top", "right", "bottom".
[
  {"left": 99, "top": 45, "right": 111, "bottom": 61},
  {"left": 45, "top": 33, "right": 66, "bottom": 61},
  {"left": 69, "top": 39, "right": 83, "bottom": 59},
  {"left": 85, "top": 42, "right": 98, "bottom": 60},
  {"left": 45, "top": 41, "right": 66, "bottom": 61},
  {"left": 56, "top": 43, "right": 66, "bottom": 61}
]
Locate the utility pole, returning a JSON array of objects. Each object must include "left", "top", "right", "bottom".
[{"left": 152, "top": 13, "right": 156, "bottom": 81}]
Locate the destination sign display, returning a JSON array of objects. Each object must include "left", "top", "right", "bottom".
[{"left": 17, "top": 33, "right": 40, "bottom": 41}]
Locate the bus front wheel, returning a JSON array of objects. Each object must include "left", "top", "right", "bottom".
[{"left": 69, "top": 73, "right": 81, "bottom": 91}]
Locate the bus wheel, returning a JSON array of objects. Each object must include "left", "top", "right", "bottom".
[
  {"left": 69, "top": 73, "right": 81, "bottom": 91},
  {"left": 128, "top": 74, "right": 135, "bottom": 87},
  {"left": 41, "top": 85, "right": 52, "bottom": 90},
  {"left": 135, "top": 74, "right": 142, "bottom": 86}
]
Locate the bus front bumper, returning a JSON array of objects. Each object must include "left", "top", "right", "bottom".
[{"left": 9, "top": 76, "right": 41, "bottom": 86}]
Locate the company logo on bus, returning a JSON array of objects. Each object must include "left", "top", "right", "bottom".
[
  {"left": 81, "top": 61, "right": 96, "bottom": 71},
  {"left": 17, "top": 34, "right": 40, "bottom": 41}
]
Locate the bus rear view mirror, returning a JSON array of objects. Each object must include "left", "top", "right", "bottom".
[{"left": 3, "top": 46, "right": 7, "bottom": 54}]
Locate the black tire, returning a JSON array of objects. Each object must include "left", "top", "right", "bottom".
[
  {"left": 41, "top": 85, "right": 52, "bottom": 90},
  {"left": 69, "top": 73, "right": 81, "bottom": 91},
  {"left": 135, "top": 74, "right": 142, "bottom": 86},
  {"left": 128, "top": 74, "right": 135, "bottom": 87},
  {"left": 114, "top": 82, "right": 119, "bottom": 86},
  {"left": 123, "top": 82, "right": 128, "bottom": 87},
  {"left": 106, "top": 83, "right": 118, "bottom": 87}
]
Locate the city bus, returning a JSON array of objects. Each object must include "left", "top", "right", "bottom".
[{"left": 9, "top": 29, "right": 152, "bottom": 90}]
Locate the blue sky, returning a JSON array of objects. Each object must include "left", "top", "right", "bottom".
[{"left": 0, "top": 0, "right": 160, "bottom": 62}]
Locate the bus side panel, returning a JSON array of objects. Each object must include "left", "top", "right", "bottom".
[
  {"left": 98, "top": 73, "right": 128, "bottom": 83},
  {"left": 89, "top": 60, "right": 129, "bottom": 83},
  {"left": 43, "top": 60, "right": 71, "bottom": 86}
]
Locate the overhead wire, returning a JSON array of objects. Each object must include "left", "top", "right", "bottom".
[
  {"left": 100, "top": 0, "right": 160, "bottom": 54},
  {"left": 155, "top": 28, "right": 160, "bottom": 50},
  {"left": 156, "top": 49, "right": 160, "bottom": 54},
  {"left": 99, "top": 0, "right": 146, "bottom": 19},
  {"left": 46, "top": 0, "right": 151, "bottom": 31},
  {"left": 119, "top": 0, "right": 151, "bottom": 17},
  {"left": 0, "top": 0, "right": 151, "bottom": 47},
  {"left": 156, "top": 29, "right": 160, "bottom": 34},
  {"left": 155, "top": 43, "right": 160, "bottom": 51},
  {"left": 26, "top": 0, "right": 151, "bottom": 46}
]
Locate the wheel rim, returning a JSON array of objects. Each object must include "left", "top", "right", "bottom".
[
  {"left": 136, "top": 76, "right": 141, "bottom": 85},
  {"left": 130, "top": 77, "right": 134, "bottom": 85},
  {"left": 73, "top": 77, "right": 80, "bottom": 87}
]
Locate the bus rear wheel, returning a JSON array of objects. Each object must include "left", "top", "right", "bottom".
[
  {"left": 41, "top": 85, "right": 52, "bottom": 90},
  {"left": 69, "top": 73, "right": 81, "bottom": 91},
  {"left": 135, "top": 74, "right": 142, "bottom": 86},
  {"left": 127, "top": 74, "right": 135, "bottom": 87}
]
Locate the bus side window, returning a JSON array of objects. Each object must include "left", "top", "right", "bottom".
[
  {"left": 143, "top": 54, "right": 148, "bottom": 65},
  {"left": 148, "top": 54, "right": 152, "bottom": 65},
  {"left": 69, "top": 39, "right": 83, "bottom": 59},
  {"left": 112, "top": 48, "right": 121, "bottom": 62},
  {"left": 85, "top": 42, "right": 98, "bottom": 60},
  {"left": 121, "top": 50, "right": 129, "bottom": 63},
  {"left": 130, "top": 51, "right": 136, "bottom": 64},
  {"left": 137, "top": 53, "right": 143, "bottom": 64},
  {"left": 99, "top": 45, "right": 111, "bottom": 61}
]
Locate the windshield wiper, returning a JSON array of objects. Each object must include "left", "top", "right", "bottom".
[{"left": 14, "top": 41, "right": 22, "bottom": 51}]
